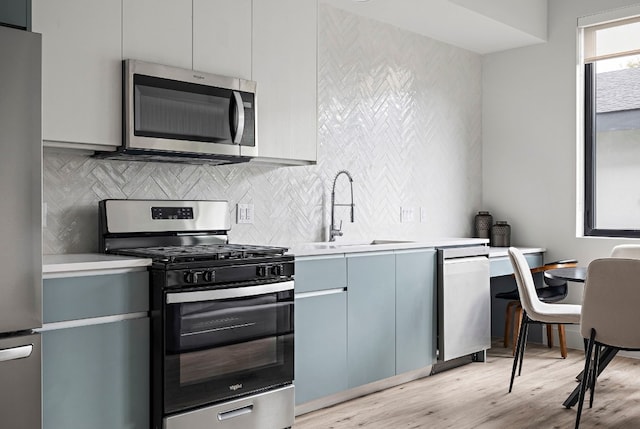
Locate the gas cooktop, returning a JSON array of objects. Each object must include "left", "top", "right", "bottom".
[{"left": 113, "top": 243, "right": 289, "bottom": 263}]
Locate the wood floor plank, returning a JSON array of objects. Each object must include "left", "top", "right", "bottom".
[{"left": 294, "top": 342, "right": 640, "bottom": 428}]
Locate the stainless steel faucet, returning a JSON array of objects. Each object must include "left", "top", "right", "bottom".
[{"left": 329, "top": 170, "right": 355, "bottom": 242}]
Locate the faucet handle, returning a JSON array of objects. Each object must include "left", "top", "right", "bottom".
[{"left": 329, "top": 220, "right": 343, "bottom": 241}]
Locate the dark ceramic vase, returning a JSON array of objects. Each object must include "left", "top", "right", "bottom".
[
  {"left": 474, "top": 211, "right": 493, "bottom": 239},
  {"left": 491, "top": 221, "right": 511, "bottom": 247}
]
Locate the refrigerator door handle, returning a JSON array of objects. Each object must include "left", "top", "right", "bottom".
[{"left": 0, "top": 344, "right": 33, "bottom": 362}]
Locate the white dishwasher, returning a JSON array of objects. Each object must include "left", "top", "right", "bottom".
[{"left": 437, "top": 246, "right": 491, "bottom": 362}]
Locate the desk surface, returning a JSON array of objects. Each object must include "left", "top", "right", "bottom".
[
  {"left": 488, "top": 247, "right": 545, "bottom": 258},
  {"left": 544, "top": 267, "right": 587, "bottom": 283}
]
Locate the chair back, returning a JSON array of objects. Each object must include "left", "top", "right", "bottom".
[
  {"left": 610, "top": 244, "right": 640, "bottom": 259},
  {"left": 508, "top": 247, "right": 546, "bottom": 319},
  {"left": 581, "top": 258, "right": 640, "bottom": 349}
]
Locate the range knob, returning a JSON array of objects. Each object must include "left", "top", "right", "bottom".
[
  {"left": 202, "top": 270, "right": 214, "bottom": 283},
  {"left": 270, "top": 264, "right": 283, "bottom": 276},
  {"left": 257, "top": 265, "right": 267, "bottom": 277},
  {"left": 183, "top": 271, "right": 195, "bottom": 284}
]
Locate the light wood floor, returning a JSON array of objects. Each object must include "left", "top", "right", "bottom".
[{"left": 294, "top": 342, "right": 640, "bottom": 428}]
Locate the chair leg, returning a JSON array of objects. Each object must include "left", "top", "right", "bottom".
[
  {"left": 546, "top": 324, "right": 554, "bottom": 348},
  {"left": 589, "top": 344, "right": 600, "bottom": 408},
  {"left": 576, "top": 329, "right": 596, "bottom": 429},
  {"left": 518, "top": 317, "right": 530, "bottom": 377},
  {"left": 504, "top": 301, "right": 517, "bottom": 348},
  {"left": 509, "top": 312, "right": 529, "bottom": 393},
  {"left": 512, "top": 304, "right": 524, "bottom": 356},
  {"left": 558, "top": 324, "right": 568, "bottom": 358}
]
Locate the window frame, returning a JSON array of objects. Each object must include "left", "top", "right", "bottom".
[{"left": 583, "top": 62, "right": 640, "bottom": 238}]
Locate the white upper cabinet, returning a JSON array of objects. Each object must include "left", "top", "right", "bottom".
[
  {"left": 193, "top": 0, "right": 252, "bottom": 79},
  {"left": 252, "top": 0, "right": 318, "bottom": 163},
  {"left": 122, "top": 0, "right": 192, "bottom": 70},
  {"left": 33, "top": 0, "right": 318, "bottom": 162},
  {"left": 32, "top": 0, "right": 122, "bottom": 150}
]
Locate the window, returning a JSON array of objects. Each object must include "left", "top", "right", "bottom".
[{"left": 582, "top": 14, "right": 640, "bottom": 237}]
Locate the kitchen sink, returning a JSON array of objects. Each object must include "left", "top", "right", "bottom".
[{"left": 302, "top": 239, "right": 414, "bottom": 249}]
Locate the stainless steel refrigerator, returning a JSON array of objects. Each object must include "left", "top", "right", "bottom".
[{"left": 0, "top": 25, "right": 42, "bottom": 429}]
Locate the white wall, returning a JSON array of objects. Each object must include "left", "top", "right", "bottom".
[{"left": 483, "top": 0, "right": 640, "bottom": 347}]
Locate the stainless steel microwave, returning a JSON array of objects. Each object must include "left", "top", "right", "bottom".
[{"left": 98, "top": 59, "right": 257, "bottom": 165}]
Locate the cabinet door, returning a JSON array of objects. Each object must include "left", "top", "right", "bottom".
[
  {"left": 252, "top": 0, "right": 317, "bottom": 162},
  {"left": 42, "top": 318, "right": 149, "bottom": 429},
  {"left": 396, "top": 249, "right": 437, "bottom": 373},
  {"left": 347, "top": 252, "right": 395, "bottom": 388},
  {"left": 0, "top": 0, "right": 29, "bottom": 29},
  {"left": 294, "top": 291, "right": 347, "bottom": 404},
  {"left": 193, "top": 0, "right": 251, "bottom": 79},
  {"left": 32, "top": 0, "right": 121, "bottom": 149},
  {"left": 122, "top": 0, "right": 191, "bottom": 69}
]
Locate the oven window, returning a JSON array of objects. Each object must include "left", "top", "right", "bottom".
[{"left": 179, "top": 337, "right": 278, "bottom": 385}]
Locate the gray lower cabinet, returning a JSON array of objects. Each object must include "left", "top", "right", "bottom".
[
  {"left": 294, "top": 255, "right": 348, "bottom": 405},
  {"left": 42, "top": 318, "right": 149, "bottom": 429},
  {"left": 294, "top": 248, "right": 436, "bottom": 406},
  {"left": 346, "top": 252, "right": 396, "bottom": 388},
  {"left": 294, "top": 291, "right": 347, "bottom": 404},
  {"left": 42, "top": 271, "right": 150, "bottom": 429},
  {"left": 395, "top": 249, "right": 437, "bottom": 373}
]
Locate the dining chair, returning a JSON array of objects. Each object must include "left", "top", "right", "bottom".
[
  {"left": 507, "top": 247, "right": 581, "bottom": 392},
  {"left": 497, "top": 259, "right": 578, "bottom": 358},
  {"left": 610, "top": 244, "right": 640, "bottom": 258},
  {"left": 574, "top": 258, "right": 640, "bottom": 428}
]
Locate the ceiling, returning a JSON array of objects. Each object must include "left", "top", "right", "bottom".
[{"left": 320, "top": 0, "right": 548, "bottom": 55}]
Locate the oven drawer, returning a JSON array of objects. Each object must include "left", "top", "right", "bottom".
[{"left": 163, "top": 384, "right": 294, "bottom": 429}]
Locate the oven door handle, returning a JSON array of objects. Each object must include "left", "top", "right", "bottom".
[{"left": 166, "top": 280, "right": 294, "bottom": 304}]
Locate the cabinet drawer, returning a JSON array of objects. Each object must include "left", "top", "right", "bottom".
[
  {"left": 43, "top": 271, "right": 149, "bottom": 323},
  {"left": 295, "top": 255, "right": 347, "bottom": 293},
  {"left": 490, "top": 253, "right": 543, "bottom": 277}
]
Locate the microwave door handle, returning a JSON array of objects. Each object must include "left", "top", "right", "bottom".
[{"left": 231, "top": 91, "right": 245, "bottom": 144}]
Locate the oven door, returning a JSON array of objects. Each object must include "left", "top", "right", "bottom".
[{"left": 163, "top": 281, "right": 293, "bottom": 414}]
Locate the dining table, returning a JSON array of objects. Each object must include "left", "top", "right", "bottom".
[{"left": 543, "top": 266, "right": 619, "bottom": 408}]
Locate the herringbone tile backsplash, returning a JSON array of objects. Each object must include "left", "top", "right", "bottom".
[{"left": 43, "top": 5, "right": 482, "bottom": 254}]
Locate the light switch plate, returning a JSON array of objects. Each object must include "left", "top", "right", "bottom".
[{"left": 237, "top": 203, "right": 254, "bottom": 224}]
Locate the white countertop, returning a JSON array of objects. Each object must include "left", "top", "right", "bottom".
[
  {"left": 289, "top": 237, "right": 489, "bottom": 257},
  {"left": 43, "top": 253, "right": 152, "bottom": 277}
]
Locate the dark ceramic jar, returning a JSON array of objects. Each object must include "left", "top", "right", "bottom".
[
  {"left": 491, "top": 221, "right": 511, "bottom": 247},
  {"left": 474, "top": 211, "right": 493, "bottom": 239}
]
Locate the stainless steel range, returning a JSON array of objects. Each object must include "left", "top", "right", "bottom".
[{"left": 99, "top": 199, "right": 294, "bottom": 429}]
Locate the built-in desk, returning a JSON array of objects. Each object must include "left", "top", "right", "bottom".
[{"left": 489, "top": 247, "right": 545, "bottom": 277}]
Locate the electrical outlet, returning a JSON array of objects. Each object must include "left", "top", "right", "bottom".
[
  {"left": 420, "top": 207, "right": 427, "bottom": 223},
  {"left": 236, "top": 203, "right": 254, "bottom": 224},
  {"left": 400, "top": 207, "right": 415, "bottom": 223},
  {"left": 245, "top": 204, "right": 254, "bottom": 223}
]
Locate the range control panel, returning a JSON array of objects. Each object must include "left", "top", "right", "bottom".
[{"left": 164, "top": 260, "right": 295, "bottom": 288}]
